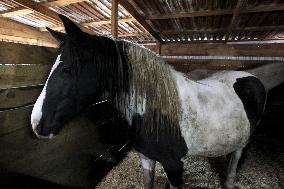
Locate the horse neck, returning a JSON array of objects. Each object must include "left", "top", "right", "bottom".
[{"left": 109, "top": 42, "right": 181, "bottom": 127}]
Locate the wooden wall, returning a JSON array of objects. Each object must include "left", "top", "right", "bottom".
[
  {"left": 0, "top": 42, "right": 131, "bottom": 188},
  {"left": 144, "top": 43, "right": 284, "bottom": 72}
]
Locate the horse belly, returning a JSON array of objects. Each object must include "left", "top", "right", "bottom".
[
  {"left": 180, "top": 82, "right": 251, "bottom": 157},
  {"left": 188, "top": 115, "right": 250, "bottom": 157}
]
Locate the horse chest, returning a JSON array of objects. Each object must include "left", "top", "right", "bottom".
[{"left": 174, "top": 71, "right": 251, "bottom": 157}]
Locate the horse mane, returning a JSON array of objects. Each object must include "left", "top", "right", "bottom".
[{"left": 117, "top": 41, "right": 181, "bottom": 135}]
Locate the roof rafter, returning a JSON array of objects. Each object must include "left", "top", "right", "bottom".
[
  {"left": 44, "top": 0, "right": 86, "bottom": 7},
  {"left": 10, "top": 0, "right": 96, "bottom": 35},
  {"left": 40, "top": 17, "right": 136, "bottom": 31},
  {"left": 226, "top": 0, "right": 243, "bottom": 41},
  {"left": 0, "top": 7, "right": 33, "bottom": 17},
  {"left": 118, "top": 0, "right": 161, "bottom": 42}
]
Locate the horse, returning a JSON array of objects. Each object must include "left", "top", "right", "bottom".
[{"left": 31, "top": 15, "right": 284, "bottom": 189}]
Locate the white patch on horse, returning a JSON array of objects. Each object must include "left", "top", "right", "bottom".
[
  {"left": 116, "top": 91, "right": 146, "bottom": 125},
  {"left": 171, "top": 70, "right": 252, "bottom": 156},
  {"left": 31, "top": 55, "right": 62, "bottom": 133},
  {"left": 139, "top": 153, "right": 155, "bottom": 171}
]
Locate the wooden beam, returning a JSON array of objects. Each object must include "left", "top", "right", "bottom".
[
  {"left": 40, "top": 17, "right": 136, "bottom": 31},
  {"left": 160, "top": 43, "right": 284, "bottom": 57},
  {"left": 148, "top": 9, "right": 234, "bottom": 20},
  {"left": 226, "top": 0, "right": 243, "bottom": 41},
  {"left": 0, "top": 64, "right": 51, "bottom": 88},
  {"left": 0, "top": 41, "right": 57, "bottom": 65},
  {"left": 11, "top": 0, "right": 60, "bottom": 22},
  {"left": 156, "top": 41, "right": 161, "bottom": 55},
  {"left": 118, "top": 0, "right": 162, "bottom": 42},
  {"left": 118, "top": 32, "right": 147, "bottom": 37},
  {"left": 44, "top": 0, "right": 86, "bottom": 7},
  {"left": 10, "top": 0, "right": 96, "bottom": 35},
  {"left": 0, "top": 17, "right": 57, "bottom": 47},
  {"left": 0, "top": 8, "right": 33, "bottom": 17},
  {"left": 0, "top": 85, "right": 43, "bottom": 109},
  {"left": 147, "top": 4, "right": 284, "bottom": 20},
  {"left": 159, "top": 25, "right": 284, "bottom": 35},
  {"left": 82, "top": 17, "right": 135, "bottom": 27},
  {"left": 166, "top": 59, "right": 264, "bottom": 67},
  {"left": 111, "top": 0, "right": 118, "bottom": 38},
  {"left": 243, "top": 4, "right": 284, "bottom": 13}
]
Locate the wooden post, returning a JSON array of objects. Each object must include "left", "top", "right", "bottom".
[
  {"left": 156, "top": 42, "right": 161, "bottom": 55},
  {"left": 111, "top": 0, "right": 118, "bottom": 38}
]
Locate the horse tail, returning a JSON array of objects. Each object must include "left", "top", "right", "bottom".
[{"left": 246, "top": 63, "right": 284, "bottom": 91}]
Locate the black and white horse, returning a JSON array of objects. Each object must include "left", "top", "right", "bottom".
[{"left": 31, "top": 15, "right": 284, "bottom": 189}]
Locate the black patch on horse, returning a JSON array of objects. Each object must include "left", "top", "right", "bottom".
[
  {"left": 233, "top": 76, "right": 266, "bottom": 133},
  {"left": 131, "top": 114, "right": 188, "bottom": 187}
]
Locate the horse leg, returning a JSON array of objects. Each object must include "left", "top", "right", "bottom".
[
  {"left": 161, "top": 159, "right": 184, "bottom": 189},
  {"left": 139, "top": 153, "right": 156, "bottom": 189},
  {"left": 224, "top": 148, "right": 243, "bottom": 189}
]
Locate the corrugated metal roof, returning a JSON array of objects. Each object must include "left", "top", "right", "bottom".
[{"left": 1, "top": 0, "right": 284, "bottom": 44}]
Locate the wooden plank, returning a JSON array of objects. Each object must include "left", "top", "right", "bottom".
[
  {"left": 0, "top": 85, "right": 43, "bottom": 110},
  {"left": 0, "top": 104, "right": 130, "bottom": 188},
  {"left": 0, "top": 8, "right": 33, "bottom": 17},
  {"left": 165, "top": 58, "right": 269, "bottom": 69},
  {"left": 160, "top": 43, "right": 284, "bottom": 57},
  {"left": 11, "top": 0, "right": 96, "bottom": 35},
  {"left": 159, "top": 25, "right": 284, "bottom": 35},
  {"left": 118, "top": 32, "right": 147, "bottom": 37},
  {"left": 44, "top": 0, "right": 86, "bottom": 7},
  {"left": 0, "top": 18, "right": 57, "bottom": 47},
  {"left": 0, "top": 106, "right": 33, "bottom": 136},
  {"left": 83, "top": 17, "right": 135, "bottom": 27},
  {"left": 0, "top": 64, "right": 51, "bottom": 88},
  {"left": 118, "top": 0, "right": 162, "bottom": 42},
  {"left": 148, "top": 9, "right": 234, "bottom": 20},
  {"left": 11, "top": 0, "right": 60, "bottom": 23},
  {"left": 0, "top": 41, "right": 57, "bottom": 65},
  {"left": 166, "top": 59, "right": 267, "bottom": 67},
  {"left": 172, "top": 64, "right": 242, "bottom": 73},
  {"left": 147, "top": 4, "right": 284, "bottom": 20},
  {"left": 111, "top": 0, "right": 118, "bottom": 38}
]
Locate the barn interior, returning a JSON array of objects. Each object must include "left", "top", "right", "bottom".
[{"left": 0, "top": 0, "right": 283, "bottom": 188}]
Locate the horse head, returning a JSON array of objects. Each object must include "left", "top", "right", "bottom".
[{"left": 31, "top": 15, "right": 107, "bottom": 138}]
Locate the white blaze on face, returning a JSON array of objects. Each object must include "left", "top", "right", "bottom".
[{"left": 31, "top": 55, "right": 62, "bottom": 135}]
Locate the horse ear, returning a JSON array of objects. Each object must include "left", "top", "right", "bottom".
[
  {"left": 46, "top": 27, "right": 67, "bottom": 43},
  {"left": 58, "top": 14, "right": 84, "bottom": 40}
]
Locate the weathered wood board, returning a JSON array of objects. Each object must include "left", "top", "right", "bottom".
[
  {"left": 0, "top": 103, "right": 131, "bottom": 188},
  {"left": 0, "top": 106, "right": 33, "bottom": 136},
  {"left": 161, "top": 43, "right": 284, "bottom": 57},
  {"left": 0, "top": 85, "right": 43, "bottom": 110},
  {"left": 0, "top": 41, "right": 57, "bottom": 65},
  {"left": 0, "top": 18, "right": 58, "bottom": 47},
  {"left": 0, "top": 64, "right": 51, "bottom": 88}
]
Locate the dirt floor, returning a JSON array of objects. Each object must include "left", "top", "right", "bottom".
[{"left": 96, "top": 132, "right": 283, "bottom": 189}]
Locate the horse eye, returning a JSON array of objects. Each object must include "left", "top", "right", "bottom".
[{"left": 62, "top": 66, "right": 71, "bottom": 74}]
